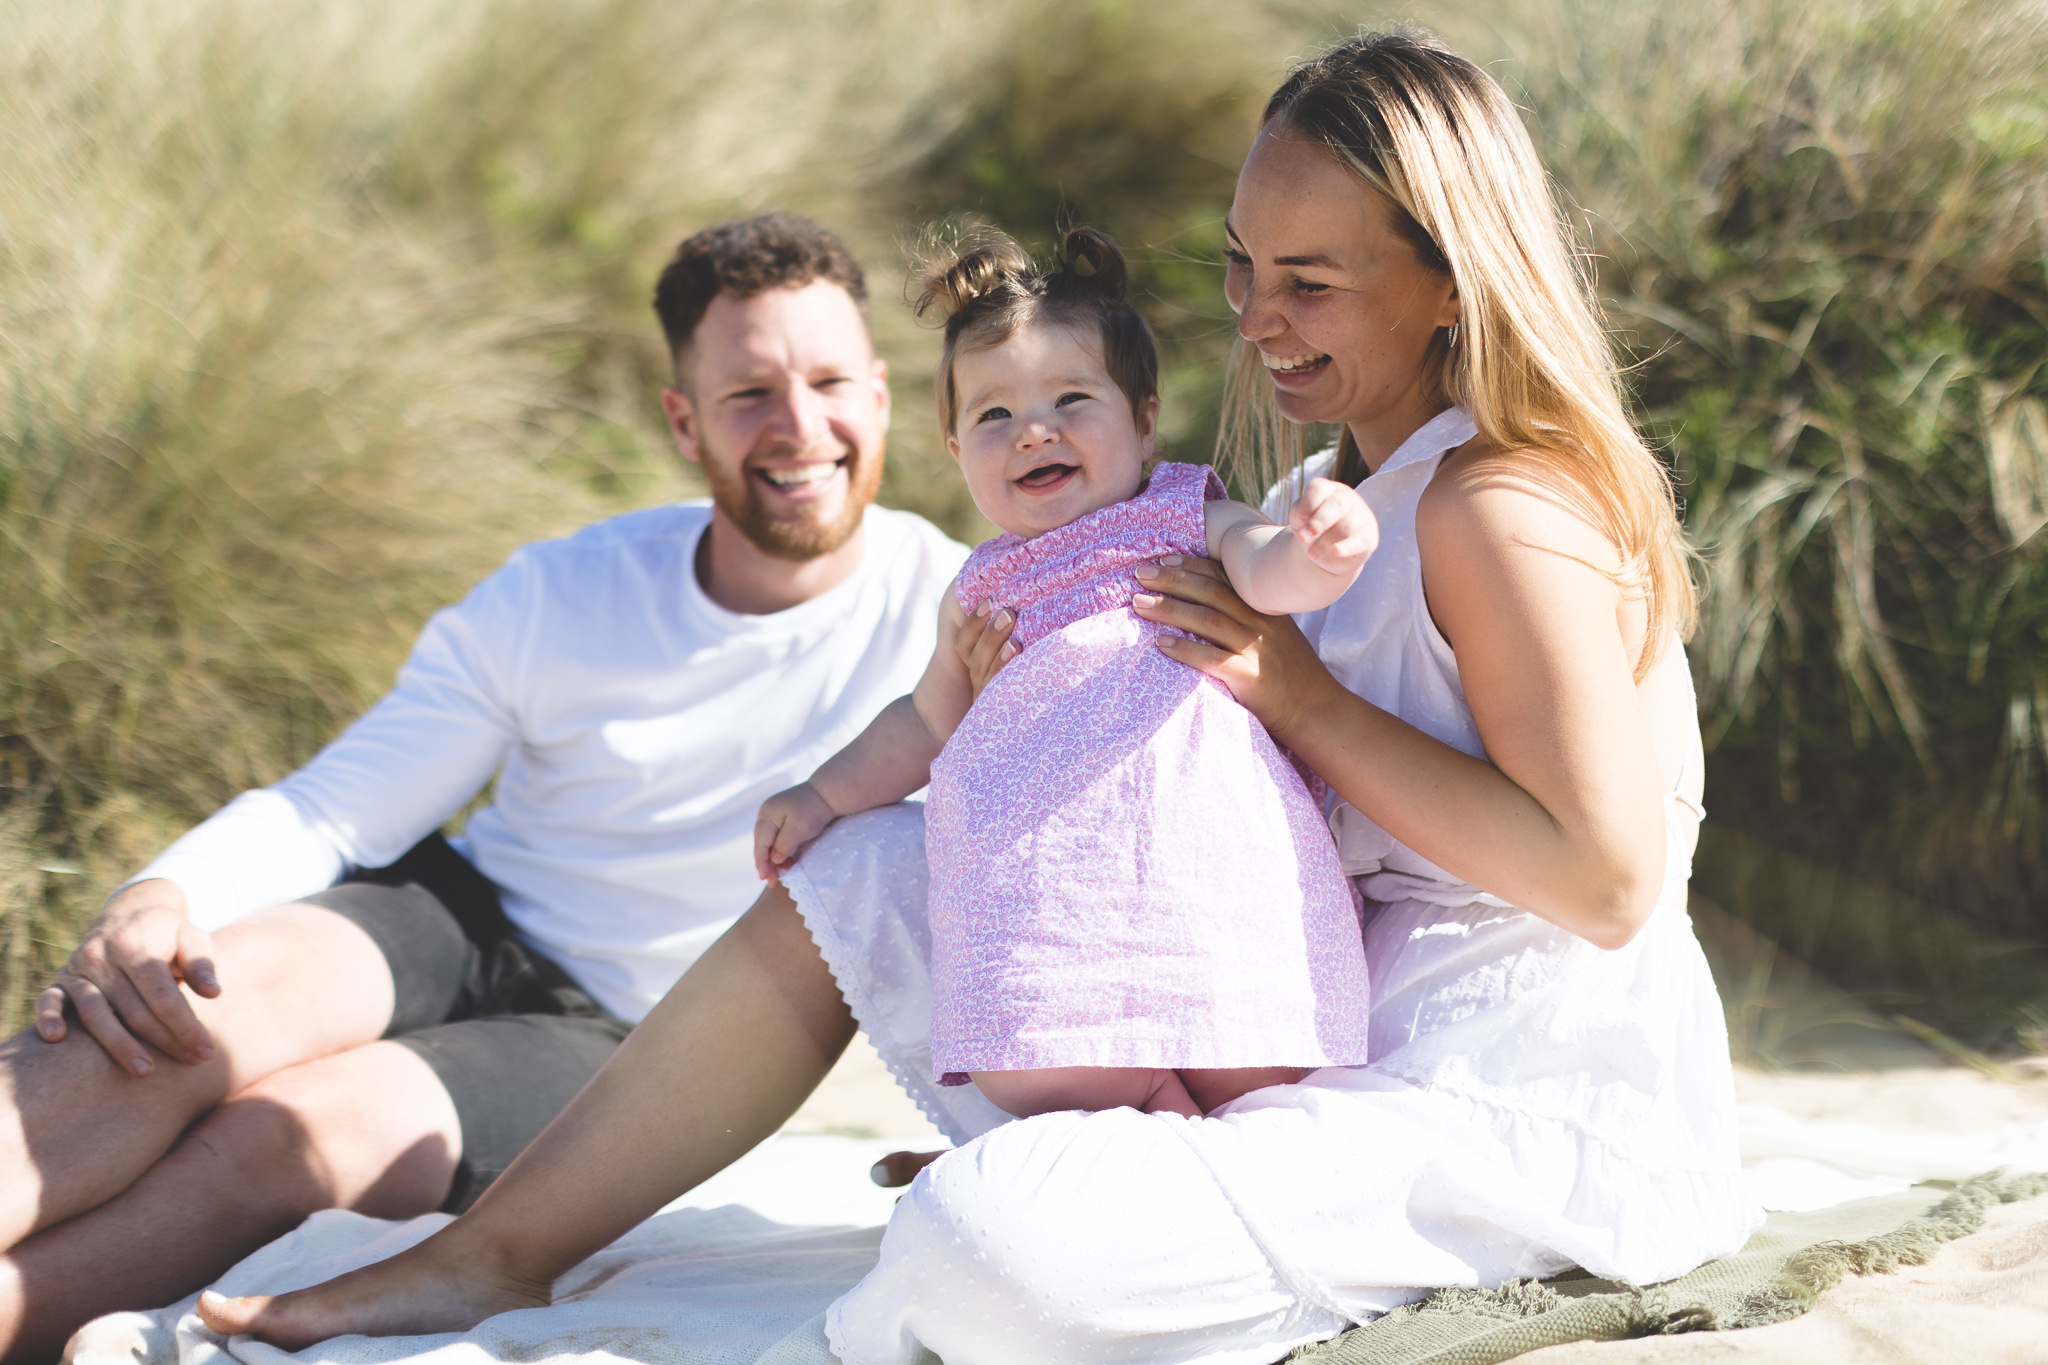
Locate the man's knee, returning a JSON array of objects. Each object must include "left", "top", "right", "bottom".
[
  {"left": 214, "top": 904, "right": 397, "bottom": 1041},
  {"left": 186, "top": 1044, "right": 460, "bottom": 1222}
]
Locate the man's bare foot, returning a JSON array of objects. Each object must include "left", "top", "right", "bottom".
[
  {"left": 868, "top": 1150, "right": 946, "bottom": 1188},
  {"left": 193, "top": 1232, "right": 549, "bottom": 1351}
]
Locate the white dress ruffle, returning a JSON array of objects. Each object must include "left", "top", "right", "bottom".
[{"left": 783, "top": 409, "right": 1762, "bottom": 1365}]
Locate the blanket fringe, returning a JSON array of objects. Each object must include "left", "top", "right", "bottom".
[
  {"left": 1288, "top": 1169, "right": 2048, "bottom": 1362},
  {"left": 1721, "top": 1168, "right": 2048, "bottom": 1330}
]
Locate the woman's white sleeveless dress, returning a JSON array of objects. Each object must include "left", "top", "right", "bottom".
[{"left": 785, "top": 408, "right": 1762, "bottom": 1365}]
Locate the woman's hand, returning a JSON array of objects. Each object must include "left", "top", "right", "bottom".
[
  {"left": 1130, "top": 556, "right": 1340, "bottom": 745},
  {"left": 952, "top": 603, "right": 1016, "bottom": 703}
]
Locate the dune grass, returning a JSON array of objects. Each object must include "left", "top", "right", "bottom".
[
  {"left": 3, "top": 0, "right": 2045, "bottom": 1050},
  {"left": 0, "top": 0, "right": 1289, "bottom": 1028},
  {"left": 1484, "top": 0, "right": 2048, "bottom": 1043}
]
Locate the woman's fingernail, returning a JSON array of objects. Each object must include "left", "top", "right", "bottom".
[
  {"left": 1134, "top": 593, "right": 1161, "bottom": 608},
  {"left": 130, "top": 1058, "right": 152, "bottom": 1076},
  {"left": 870, "top": 1161, "right": 891, "bottom": 1186},
  {"left": 1000, "top": 642, "right": 1017, "bottom": 660},
  {"left": 1160, "top": 555, "right": 1183, "bottom": 566},
  {"left": 38, "top": 1021, "right": 56, "bottom": 1040},
  {"left": 975, "top": 601, "right": 989, "bottom": 617},
  {"left": 194, "top": 1045, "right": 215, "bottom": 1062},
  {"left": 1133, "top": 564, "right": 1158, "bottom": 581},
  {"left": 992, "top": 609, "right": 1013, "bottom": 629}
]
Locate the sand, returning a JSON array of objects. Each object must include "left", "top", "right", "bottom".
[{"left": 1519, "top": 1190, "right": 2048, "bottom": 1364}]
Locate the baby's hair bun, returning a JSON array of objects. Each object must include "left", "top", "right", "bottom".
[
  {"left": 1051, "top": 227, "right": 1129, "bottom": 299},
  {"left": 911, "top": 230, "right": 1035, "bottom": 322},
  {"left": 908, "top": 220, "right": 1157, "bottom": 440}
]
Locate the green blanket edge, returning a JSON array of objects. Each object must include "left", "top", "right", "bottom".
[{"left": 1286, "top": 1168, "right": 2048, "bottom": 1365}]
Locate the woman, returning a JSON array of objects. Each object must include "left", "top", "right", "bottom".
[{"left": 203, "top": 29, "right": 1759, "bottom": 1364}]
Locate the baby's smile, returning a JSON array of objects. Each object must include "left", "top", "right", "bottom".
[{"left": 1015, "top": 462, "right": 1079, "bottom": 493}]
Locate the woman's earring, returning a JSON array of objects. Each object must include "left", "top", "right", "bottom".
[{"left": 1446, "top": 322, "right": 1461, "bottom": 349}]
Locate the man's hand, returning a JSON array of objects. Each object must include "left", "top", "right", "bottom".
[
  {"left": 35, "top": 878, "right": 221, "bottom": 1076},
  {"left": 752, "top": 783, "right": 839, "bottom": 884},
  {"left": 1288, "top": 477, "right": 1379, "bottom": 577}
]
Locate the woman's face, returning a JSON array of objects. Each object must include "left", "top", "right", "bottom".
[{"left": 1225, "top": 121, "right": 1460, "bottom": 467}]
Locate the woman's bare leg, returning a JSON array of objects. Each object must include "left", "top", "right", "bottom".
[
  {"left": 198, "top": 884, "right": 855, "bottom": 1350},
  {"left": 971, "top": 1067, "right": 1203, "bottom": 1119}
]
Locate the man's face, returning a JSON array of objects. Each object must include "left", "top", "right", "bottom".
[{"left": 661, "top": 281, "right": 890, "bottom": 562}]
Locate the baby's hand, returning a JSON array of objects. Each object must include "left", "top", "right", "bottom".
[
  {"left": 1289, "top": 478, "right": 1379, "bottom": 577},
  {"left": 753, "top": 782, "right": 839, "bottom": 883}
]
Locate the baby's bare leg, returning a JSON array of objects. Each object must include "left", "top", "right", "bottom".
[
  {"left": 971, "top": 1067, "right": 1203, "bottom": 1119},
  {"left": 1179, "top": 1066, "right": 1310, "bottom": 1113}
]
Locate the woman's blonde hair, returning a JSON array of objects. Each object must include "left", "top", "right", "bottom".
[
  {"left": 1221, "top": 28, "right": 1697, "bottom": 668},
  {"left": 912, "top": 226, "right": 1159, "bottom": 439}
]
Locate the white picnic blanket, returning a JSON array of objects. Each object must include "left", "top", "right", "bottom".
[
  {"left": 65, "top": 1133, "right": 921, "bottom": 1365},
  {"left": 67, "top": 1113, "right": 2048, "bottom": 1365}
]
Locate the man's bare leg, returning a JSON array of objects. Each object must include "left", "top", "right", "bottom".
[
  {"left": 200, "top": 883, "right": 855, "bottom": 1350},
  {"left": 1, "top": 1042, "right": 458, "bottom": 1362},
  {"left": 0, "top": 905, "right": 398, "bottom": 1252}
]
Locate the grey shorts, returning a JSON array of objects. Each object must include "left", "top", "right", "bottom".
[{"left": 302, "top": 834, "right": 630, "bottom": 1212}]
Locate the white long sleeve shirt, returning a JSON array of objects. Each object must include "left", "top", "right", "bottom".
[{"left": 135, "top": 501, "right": 967, "bottom": 1022}]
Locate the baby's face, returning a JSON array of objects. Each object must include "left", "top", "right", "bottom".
[{"left": 947, "top": 321, "right": 1158, "bottom": 539}]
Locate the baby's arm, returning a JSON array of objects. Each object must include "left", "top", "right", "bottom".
[
  {"left": 753, "top": 586, "right": 979, "bottom": 881},
  {"left": 1204, "top": 478, "right": 1379, "bottom": 615}
]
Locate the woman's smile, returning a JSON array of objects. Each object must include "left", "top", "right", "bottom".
[{"left": 1260, "top": 350, "right": 1333, "bottom": 388}]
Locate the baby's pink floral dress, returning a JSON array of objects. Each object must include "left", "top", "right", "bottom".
[{"left": 927, "top": 461, "right": 1371, "bottom": 1083}]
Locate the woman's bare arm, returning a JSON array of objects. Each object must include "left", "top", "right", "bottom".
[{"left": 1134, "top": 448, "right": 1666, "bottom": 948}]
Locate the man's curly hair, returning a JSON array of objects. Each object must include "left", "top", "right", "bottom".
[{"left": 652, "top": 212, "right": 868, "bottom": 368}]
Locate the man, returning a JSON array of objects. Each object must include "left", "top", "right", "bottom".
[{"left": 0, "top": 213, "right": 966, "bottom": 1359}]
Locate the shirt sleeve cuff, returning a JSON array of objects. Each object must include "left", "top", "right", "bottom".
[{"left": 127, "top": 790, "right": 351, "bottom": 931}]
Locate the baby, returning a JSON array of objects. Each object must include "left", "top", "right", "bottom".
[{"left": 756, "top": 229, "right": 1375, "bottom": 1120}]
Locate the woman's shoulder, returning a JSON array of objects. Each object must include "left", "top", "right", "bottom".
[{"left": 1415, "top": 438, "right": 1627, "bottom": 580}]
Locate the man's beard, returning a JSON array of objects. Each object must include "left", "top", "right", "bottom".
[{"left": 700, "top": 443, "right": 882, "bottom": 562}]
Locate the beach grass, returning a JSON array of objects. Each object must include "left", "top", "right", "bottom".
[
  {"left": 3, "top": 0, "right": 2045, "bottom": 1050},
  {"left": 1497, "top": 0, "right": 2048, "bottom": 1044}
]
